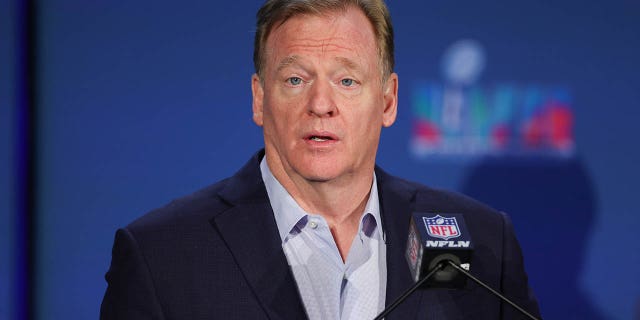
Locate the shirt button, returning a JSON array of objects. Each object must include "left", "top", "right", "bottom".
[{"left": 308, "top": 221, "right": 318, "bottom": 229}]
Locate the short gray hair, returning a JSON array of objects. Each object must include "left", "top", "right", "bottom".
[{"left": 253, "top": 0, "right": 394, "bottom": 80}]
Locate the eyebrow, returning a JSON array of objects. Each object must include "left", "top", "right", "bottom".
[
  {"left": 276, "top": 55, "right": 300, "bottom": 73},
  {"left": 334, "top": 56, "right": 361, "bottom": 72},
  {"left": 275, "top": 55, "right": 364, "bottom": 74}
]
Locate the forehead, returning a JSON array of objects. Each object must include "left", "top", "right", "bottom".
[{"left": 264, "top": 7, "right": 378, "bottom": 70}]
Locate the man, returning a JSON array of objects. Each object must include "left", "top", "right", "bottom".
[{"left": 101, "top": 0, "right": 540, "bottom": 319}]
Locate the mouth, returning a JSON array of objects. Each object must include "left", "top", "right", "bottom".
[
  {"left": 304, "top": 132, "right": 339, "bottom": 144},
  {"left": 308, "top": 135, "right": 333, "bottom": 142}
]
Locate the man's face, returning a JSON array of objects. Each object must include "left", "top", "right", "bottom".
[{"left": 252, "top": 6, "right": 398, "bottom": 183}]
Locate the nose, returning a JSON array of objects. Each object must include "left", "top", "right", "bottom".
[{"left": 307, "top": 80, "right": 337, "bottom": 117}]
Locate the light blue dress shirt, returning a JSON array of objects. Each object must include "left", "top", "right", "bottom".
[{"left": 260, "top": 158, "right": 387, "bottom": 320}]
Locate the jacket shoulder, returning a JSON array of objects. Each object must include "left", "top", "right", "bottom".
[
  {"left": 124, "top": 150, "right": 266, "bottom": 238},
  {"left": 126, "top": 178, "right": 232, "bottom": 235},
  {"left": 378, "top": 168, "right": 501, "bottom": 218}
]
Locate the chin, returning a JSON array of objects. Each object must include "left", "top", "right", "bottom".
[{"left": 294, "top": 161, "right": 343, "bottom": 183}]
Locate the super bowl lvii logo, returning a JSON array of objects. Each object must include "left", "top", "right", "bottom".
[{"left": 411, "top": 39, "right": 575, "bottom": 158}]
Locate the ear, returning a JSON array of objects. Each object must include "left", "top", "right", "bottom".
[
  {"left": 251, "top": 74, "right": 264, "bottom": 127},
  {"left": 382, "top": 72, "right": 398, "bottom": 127}
]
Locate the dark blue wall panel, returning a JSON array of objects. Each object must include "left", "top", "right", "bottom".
[
  {"left": 1, "top": 0, "right": 14, "bottom": 317},
  {"left": 29, "top": 1, "right": 640, "bottom": 319}
]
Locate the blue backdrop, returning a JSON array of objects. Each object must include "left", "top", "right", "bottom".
[
  {"left": 1, "top": 0, "right": 15, "bottom": 317},
  {"left": 2, "top": 0, "right": 639, "bottom": 319}
]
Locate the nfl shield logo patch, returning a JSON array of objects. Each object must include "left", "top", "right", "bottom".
[{"left": 423, "top": 215, "right": 461, "bottom": 240}]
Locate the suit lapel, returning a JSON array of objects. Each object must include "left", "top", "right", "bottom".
[
  {"left": 376, "top": 168, "right": 424, "bottom": 320},
  {"left": 211, "top": 153, "right": 307, "bottom": 320}
]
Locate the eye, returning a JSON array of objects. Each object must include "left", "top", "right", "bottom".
[
  {"left": 287, "top": 77, "right": 303, "bottom": 86},
  {"left": 341, "top": 78, "right": 355, "bottom": 87}
]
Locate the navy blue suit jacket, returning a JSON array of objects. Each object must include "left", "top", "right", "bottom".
[{"left": 101, "top": 150, "right": 540, "bottom": 319}]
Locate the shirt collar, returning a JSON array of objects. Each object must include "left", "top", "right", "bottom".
[
  {"left": 260, "top": 157, "right": 384, "bottom": 243},
  {"left": 360, "top": 172, "right": 383, "bottom": 241}
]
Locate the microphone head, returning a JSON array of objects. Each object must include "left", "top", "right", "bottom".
[{"left": 405, "top": 212, "right": 474, "bottom": 288}]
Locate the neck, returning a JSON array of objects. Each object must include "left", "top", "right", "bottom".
[
  {"left": 265, "top": 152, "right": 375, "bottom": 260},
  {"left": 270, "top": 160, "right": 374, "bottom": 222}
]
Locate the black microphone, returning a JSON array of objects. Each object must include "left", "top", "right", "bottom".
[
  {"left": 374, "top": 212, "right": 540, "bottom": 320},
  {"left": 406, "top": 213, "right": 473, "bottom": 288}
]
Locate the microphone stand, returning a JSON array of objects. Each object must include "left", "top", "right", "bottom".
[
  {"left": 373, "top": 261, "right": 445, "bottom": 320},
  {"left": 374, "top": 260, "right": 540, "bottom": 320},
  {"left": 445, "top": 260, "right": 540, "bottom": 320}
]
